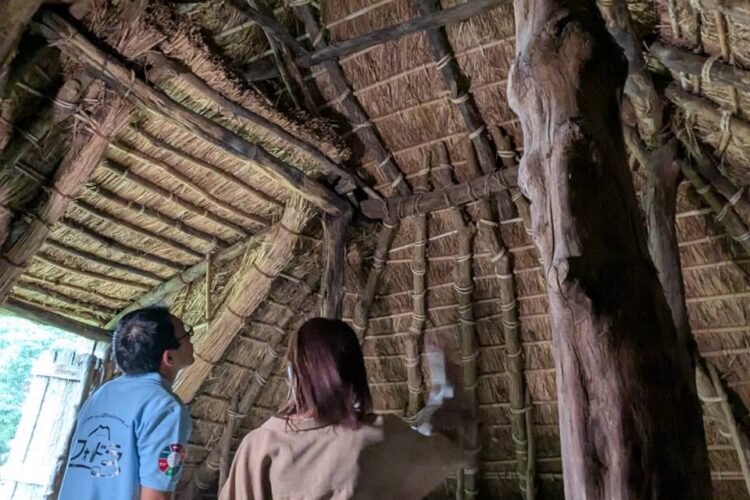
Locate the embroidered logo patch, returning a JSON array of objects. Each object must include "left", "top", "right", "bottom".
[{"left": 158, "top": 443, "right": 186, "bottom": 476}]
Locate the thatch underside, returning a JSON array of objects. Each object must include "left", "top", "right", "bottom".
[{"left": 1, "top": 0, "right": 750, "bottom": 498}]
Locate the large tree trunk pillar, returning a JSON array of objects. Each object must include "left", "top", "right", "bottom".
[{"left": 507, "top": 0, "right": 711, "bottom": 498}]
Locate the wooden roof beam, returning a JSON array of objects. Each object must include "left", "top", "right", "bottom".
[
  {"left": 360, "top": 167, "right": 518, "bottom": 220},
  {"left": 319, "top": 210, "right": 352, "bottom": 319},
  {"left": 34, "top": 253, "right": 151, "bottom": 293},
  {"left": 651, "top": 42, "right": 750, "bottom": 94},
  {"left": 0, "top": 0, "right": 44, "bottom": 98},
  {"left": 1, "top": 296, "right": 111, "bottom": 342},
  {"left": 292, "top": 4, "right": 412, "bottom": 197},
  {"left": 34, "top": 12, "right": 349, "bottom": 217},
  {"left": 415, "top": 0, "right": 515, "bottom": 219},
  {"left": 13, "top": 281, "right": 118, "bottom": 318},
  {"left": 293, "top": 0, "right": 510, "bottom": 68}
]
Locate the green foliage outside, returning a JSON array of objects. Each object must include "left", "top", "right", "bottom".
[{"left": 0, "top": 314, "right": 95, "bottom": 466}]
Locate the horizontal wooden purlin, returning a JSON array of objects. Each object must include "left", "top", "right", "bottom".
[
  {"left": 109, "top": 142, "right": 272, "bottom": 228},
  {"left": 132, "top": 127, "right": 283, "bottom": 209},
  {"left": 294, "top": 0, "right": 509, "bottom": 68},
  {"left": 19, "top": 273, "right": 129, "bottom": 308},
  {"left": 85, "top": 183, "right": 226, "bottom": 249},
  {"left": 35, "top": 13, "right": 348, "bottom": 216},
  {"left": 143, "top": 55, "right": 379, "bottom": 200},
  {"left": 34, "top": 253, "right": 152, "bottom": 292},
  {"left": 44, "top": 239, "right": 164, "bottom": 284},
  {"left": 666, "top": 86, "right": 750, "bottom": 138},
  {"left": 13, "top": 281, "right": 117, "bottom": 318},
  {"left": 100, "top": 160, "right": 249, "bottom": 239},
  {"left": 360, "top": 167, "right": 518, "bottom": 219},
  {"left": 104, "top": 225, "right": 280, "bottom": 329},
  {"left": 59, "top": 217, "right": 183, "bottom": 273},
  {"left": 651, "top": 42, "right": 750, "bottom": 93},
  {"left": 74, "top": 198, "right": 204, "bottom": 260},
  {"left": 2, "top": 297, "right": 111, "bottom": 342}
]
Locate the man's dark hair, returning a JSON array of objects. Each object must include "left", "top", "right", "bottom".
[{"left": 112, "top": 307, "right": 179, "bottom": 375}]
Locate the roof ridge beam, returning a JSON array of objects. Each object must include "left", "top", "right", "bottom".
[{"left": 2, "top": 296, "right": 111, "bottom": 342}]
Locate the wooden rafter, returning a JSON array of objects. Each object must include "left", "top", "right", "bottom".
[
  {"left": 319, "top": 209, "right": 352, "bottom": 319},
  {"left": 415, "top": 0, "right": 515, "bottom": 219},
  {"left": 13, "top": 281, "right": 117, "bottom": 318},
  {"left": 651, "top": 42, "right": 750, "bottom": 94},
  {"left": 34, "top": 12, "right": 348, "bottom": 216},
  {"left": 0, "top": 92, "right": 133, "bottom": 303},
  {"left": 292, "top": 4, "right": 411, "bottom": 197},
  {"left": 34, "top": 253, "right": 150, "bottom": 293},
  {"left": 1, "top": 297, "right": 111, "bottom": 342}
]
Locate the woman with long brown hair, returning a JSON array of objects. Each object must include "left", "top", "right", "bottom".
[{"left": 220, "top": 317, "right": 465, "bottom": 499}]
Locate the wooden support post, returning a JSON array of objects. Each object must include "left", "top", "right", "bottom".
[
  {"left": 507, "top": 0, "right": 711, "bottom": 496},
  {"left": 2, "top": 297, "right": 111, "bottom": 342},
  {"left": 173, "top": 197, "right": 314, "bottom": 403},
  {"left": 0, "top": 95, "right": 133, "bottom": 304},
  {"left": 488, "top": 126, "right": 533, "bottom": 234},
  {"left": 352, "top": 221, "right": 399, "bottom": 339},
  {"left": 360, "top": 167, "right": 517, "bottom": 220},
  {"left": 188, "top": 275, "right": 317, "bottom": 495},
  {"left": 34, "top": 13, "right": 349, "bottom": 217},
  {"left": 320, "top": 207, "right": 352, "bottom": 319},
  {"left": 292, "top": 4, "right": 411, "bottom": 197},
  {"left": 415, "top": 0, "right": 515, "bottom": 219}
]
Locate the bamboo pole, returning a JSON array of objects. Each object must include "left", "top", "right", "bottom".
[
  {"left": 100, "top": 160, "right": 249, "bottom": 239},
  {"left": 109, "top": 142, "right": 271, "bottom": 228},
  {"left": 431, "top": 144, "right": 480, "bottom": 500},
  {"left": 415, "top": 0, "right": 515, "bottom": 219},
  {"left": 0, "top": 95, "right": 133, "bottom": 304},
  {"left": 1, "top": 297, "right": 111, "bottom": 341},
  {"left": 292, "top": 4, "right": 411, "bottom": 197},
  {"left": 360, "top": 167, "right": 518, "bottom": 219},
  {"left": 34, "top": 12, "right": 348, "bottom": 216}
]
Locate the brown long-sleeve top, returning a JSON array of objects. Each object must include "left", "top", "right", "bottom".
[{"left": 219, "top": 414, "right": 462, "bottom": 500}]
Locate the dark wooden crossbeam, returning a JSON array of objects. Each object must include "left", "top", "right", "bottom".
[
  {"left": 651, "top": 42, "right": 750, "bottom": 93},
  {"left": 360, "top": 167, "right": 518, "bottom": 220}
]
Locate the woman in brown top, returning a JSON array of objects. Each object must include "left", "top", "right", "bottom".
[{"left": 220, "top": 318, "right": 464, "bottom": 500}]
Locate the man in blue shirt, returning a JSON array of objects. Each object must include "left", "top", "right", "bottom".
[{"left": 59, "top": 307, "right": 194, "bottom": 500}]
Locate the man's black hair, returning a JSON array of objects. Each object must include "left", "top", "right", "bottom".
[{"left": 112, "top": 307, "right": 179, "bottom": 375}]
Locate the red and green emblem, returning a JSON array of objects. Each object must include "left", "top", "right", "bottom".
[{"left": 158, "top": 443, "right": 186, "bottom": 476}]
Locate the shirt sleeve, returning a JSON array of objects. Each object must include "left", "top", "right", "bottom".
[{"left": 136, "top": 399, "right": 192, "bottom": 492}]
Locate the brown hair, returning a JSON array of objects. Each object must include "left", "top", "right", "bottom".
[{"left": 281, "top": 318, "right": 372, "bottom": 429}]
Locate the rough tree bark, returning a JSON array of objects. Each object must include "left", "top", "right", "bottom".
[{"left": 507, "top": 0, "right": 712, "bottom": 497}]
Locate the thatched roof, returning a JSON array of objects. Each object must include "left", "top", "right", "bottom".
[{"left": 1, "top": 0, "right": 750, "bottom": 498}]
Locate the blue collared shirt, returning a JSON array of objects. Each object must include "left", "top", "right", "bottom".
[{"left": 59, "top": 372, "right": 191, "bottom": 500}]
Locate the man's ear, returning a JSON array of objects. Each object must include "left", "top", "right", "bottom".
[{"left": 161, "top": 349, "right": 175, "bottom": 369}]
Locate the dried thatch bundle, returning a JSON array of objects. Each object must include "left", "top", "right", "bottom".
[{"left": 174, "top": 196, "right": 315, "bottom": 402}]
